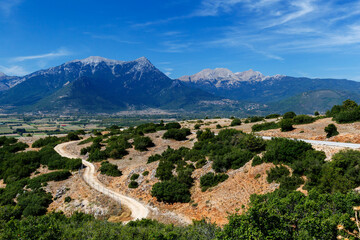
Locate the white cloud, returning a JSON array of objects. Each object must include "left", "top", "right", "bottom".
[
  {"left": 264, "top": 0, "right": 315, "bottom": 28},
  {"left": 11, "top": 49, "right": 71, "bottom": 62},
  {"left": 0, "top": 65, "right": 28, "bottom": 76},
  {"left": 193, "top": 0, "right": 246, "bottom": 17}
]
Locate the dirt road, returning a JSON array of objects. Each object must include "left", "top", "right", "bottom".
[{"left": 54, "top": 141, "right": 149, "bottom": 221}]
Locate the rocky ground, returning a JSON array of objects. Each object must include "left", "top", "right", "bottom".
[{"left": 30, "top": 116, "right": 360, "bottom": 225}]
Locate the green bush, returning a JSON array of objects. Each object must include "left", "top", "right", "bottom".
[
  {"left": 142, "top": 171, "right": 149, "bottom": 176},
  {"left": 280, "top": 119, "right": 294, "bottom": 132},
  {"left": 194, "top": 124, "right": 201, "bottom": 129},
  {"left": 283, "top": 111, "right": 296, "bottom": 119},
  {"left": 128, "top": 181, "right": 139, "bottom": 188},
  {"left": 200, "top": 172, "right": 229, "bottom": 191},
  {"left": 263, "top": 138, "right": 313, "bottom": 164},
  {"left": 147, "top": 154, "right": 162, "bottom": 163},
  {"left": 67, "top": 132, "right": 80, "bottom": 141},
  {"left": 130, "top": 173, "right": 139, "bottom": 180},
  {"left": 163, "top": 128, "right": 191, "bottom": 141},
  {"left": 265, "top": 114, "right": 281, "bottom": 119},
  {"left": 315, "top": 150, "right": 360, "bottom": 194},
  {"left": 165, "top": 122, "right": 181, "bottom": 130},
  {"left": 151, "top": 180, "right": 191, "bottom": 203},
  {"left": 247, "top": 116, "right": 264, "bottom": 123},
  {"left": 292, "top": 115, "right": 315, "bottom": 125},
  {"left": 133, "top": 136, "right": 154, "bottom": 151},
  {"left": 64, "top": 196, "right": 71, "bottom": 203},
  {"left": 252, "top": 122, "right": 279, "bottom": 132},
  {"left": 32, "top": 136, "right": 62, "bottom": 148},
  {"left": 252, "top": 156, "right": 263, "bottom": 166},
  {"left": 230, "top": 118, "right": 241, "bottom": 126},
  {"left": 266, "top": 165, "right": 290, "bottom": 183},
  {"left": 212, "top": 149, "right": 254, "bottom": 172},
  {"left": 324, "top": 124, "right": 339, "bottom": 138},
  {"left": 99, "top": 161, "right": 122, "bottom": 177},
  {"left": 28, "top": 171, "right": 72, "bottom": 190}
]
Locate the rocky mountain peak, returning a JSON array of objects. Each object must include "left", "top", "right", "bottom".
[
  {"left": 71, "top": 56, "right": 125, "bottom": 65},
  {"left": 234, "top": 69, "right": 265, "bottom": 82}
]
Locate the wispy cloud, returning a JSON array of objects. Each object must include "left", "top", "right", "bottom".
[
  {"left": 193, "top": 0, "right": 246, "bottom": 17},
  {"left": 0, "top": 65, "right": 28, "bottom": 76},
  {"left": 84, "top": 32, "right": 140, "bottom": 44},
  {"left": 11, "top": 49, "right": 71, "bottom": 62},
  {"left": 152, "top": 41, "right": 193, "bottom": 53},
  {"left": 263, "top": 0, "right": 315, "bottom": 28},
  {"left": 0, "top": 0, "right": 22, "bottom": 17}
]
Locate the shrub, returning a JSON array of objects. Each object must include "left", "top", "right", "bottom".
[
  {"left": 99, "top": 161, "right": 122, "bottom": 177},
  {"left": 212, "top": 149, "right": 254, "bottom": 172},
  {"left": 163, "top": 128, "right": 191, "bottom": 141},
  {"left": 194, "top": 124, "right": 201, "bottom": 129},
  {"left": 292, "top": 115, "right": 315, "bottom": 125},
  {"left": 64, "top": 196, "right": 71, "bottom": 203},
  {"left": 247, "top": 116, "right": 264, "bottom": 123},
  {"left": 142, "top": 171, "right": 149, "bottom": 176},
  {"left": 133, "top": 136, "right": 154, "bottom": 151},
  {"left": 314, "top": 111, "right": 320, "bottom": 116},
  {"left": 283, "top": 111, "right": 296, "bottom": 119},
  {"left": 165, "top": 122, "right": 181, "bottom": 130},
  {"left": 266, "top": 165, "right": 290, "bottom": 183},
  {"left": 130, "top": 173, "right": 139, "bottom": 180},
  {"left": 128, "top": 181, "right": 139, "bottom": 188},
  {"left": 32, "top": 136, "right": 61, "bottom": 148},
  {"left": 88, "top": 149, "right": 108, "bottom": 162},
  {"left": 280, "top": 119, "right": 294, "bottom": 132},
  {"left": 147, "top": 154, "right": 162, "bottom": 164},
  {"left": 230, "top": 118, "right": 241, "bottom": 126},
  {"left": 151, "top": 180, "right": 191, "bottom": 203},
  {"left": 252, "top": 122, "right": 279, "bottom": 132},
  {"left": 262, "top": 138, "right": 312, "bottom": 164},
  {"left": 155, "top": 160, "right": 174, "bottom": 181},
  {"left": 265, "top": 114, "right": 281, "bottom": 119},
  {"left": 324, "top": 124, "right": 339, "bottom": 138},
  {"left": 200, "top": 172, "right": 229, "bottom": 191},
  {"left": 67, "top": 132, "right": 80, "bottom": 141},
  {"left": 252, "top": 156, "right": 263, "bottom": 166}
]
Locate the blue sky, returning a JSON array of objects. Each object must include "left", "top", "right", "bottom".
[{"left": 1, "top": 0, "right": 360, "bottom": 80}]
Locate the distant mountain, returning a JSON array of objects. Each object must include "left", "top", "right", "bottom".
[
  {"left": 178, "top": 68, "right": 360, "bottom": 105},
  {"left": 0, "top": 73, "right": 23, "bottom": 91},
  {"left": 268, "top": 89, "right": 360, "bottom": 114},
  {"left": 0, "top": 57, "right": 225, "bottom": 113}
]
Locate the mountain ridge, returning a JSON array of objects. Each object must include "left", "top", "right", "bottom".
[{"left": 0, "top": 56, "right": 228, "bottom": 113}]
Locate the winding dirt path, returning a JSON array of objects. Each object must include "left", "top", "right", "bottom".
[{"left": 54, "top": 141, "right": 149, "bottom": 221}]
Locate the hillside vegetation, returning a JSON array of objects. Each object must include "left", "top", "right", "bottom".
[{"left": 3, "top": 103, "right": 360, "bottom": 239}]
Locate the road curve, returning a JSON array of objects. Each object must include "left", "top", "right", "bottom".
[
  {"left": 261, "top": 136, "right": 360, "bottom": 149},
  {"left": 54, "top": 141, "right": 149, "bottom": 221}
]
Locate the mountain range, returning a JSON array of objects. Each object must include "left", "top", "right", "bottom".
[{"left": 1, "top": 56, "right": 360, "bottom": 115}]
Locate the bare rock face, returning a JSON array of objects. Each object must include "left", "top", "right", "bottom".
[
  {"left": 55, "top": 186, "right": 68, "bottom": 199},
  {"left": 179, "top": 68, "right": 282, "bottom": 87}
]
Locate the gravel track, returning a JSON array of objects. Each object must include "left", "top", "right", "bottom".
[{"left": 54, "top": 141, "right": 149, "bottom": 221}]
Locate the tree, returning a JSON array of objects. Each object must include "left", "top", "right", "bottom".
[
  {"left": 67, "top": 132, "right": 80, "bottom": 141},
  {"left": 230, "top": 118, "right": 241, "bottom": 126},
  {"left": 280, "top": 119, "right": 294, "bottom": 132},
  {"left": 324, "top": 124, "right": 339, "bottom": 138},
  {"left": 314, "top": 111, "right": 320, "bottom": 116},
  {"left": 343, "top": 99, "right": 358, "bottom": 110},
  {"left": 283, "top": 111, "right": 296, "bottom": 119},
  {"left": 133, "top": 136, "right": 154, "bottom": 151}
]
